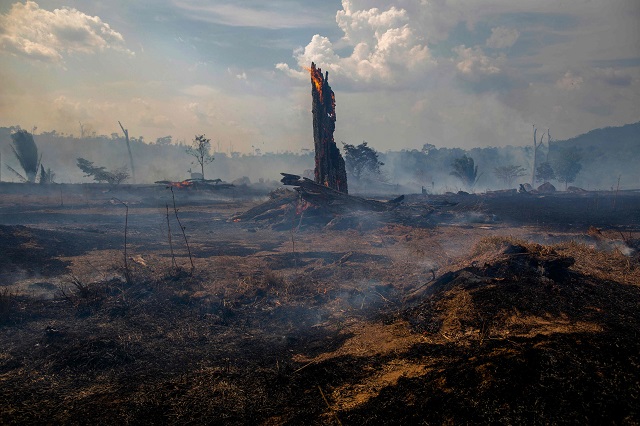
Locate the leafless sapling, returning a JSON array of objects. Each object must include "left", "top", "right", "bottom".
[
  {"left": 112, "top": 198, "right": 131, "bottom": 282},
  {"left": 170, "top": 187, "right": 195, "bottom": 273}
]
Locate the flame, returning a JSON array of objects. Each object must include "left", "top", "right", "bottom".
[
  {"left": 296, "top": 199, "right": 311, "bottom": 215},
  {"left": 168, "top": 180, "right": 194, "bottom": 189},
  {"left": 304, "top": 64, "right": 324, "bottom": 101}
]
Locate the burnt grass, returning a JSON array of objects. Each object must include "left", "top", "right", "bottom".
[{"left": 1, "top": 184, "right": 639, "bottom": 425}]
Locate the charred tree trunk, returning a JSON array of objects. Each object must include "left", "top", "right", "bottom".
[
  {"left": 308, "top": 62, "right": 348, "bottom": 194},
  {"left": 531, "top": 125, "right": 537, "bottom": 187},
  {"left": 119, "top": 121, "right": 136, "bottom": 184}
]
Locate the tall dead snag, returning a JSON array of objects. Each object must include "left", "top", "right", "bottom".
[
  {"left": 118, "top": 121, "right": 136, "bottom": 184},
  {"left": 530, "top": 125, "right": 546, "bottom": 187},
  {"left": 308, "top": 62, "right": 348, "bottom": 194},
  {"left": 531, "top": 125, "right": 537, "bottom": 187}
]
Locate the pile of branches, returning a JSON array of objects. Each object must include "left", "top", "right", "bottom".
[{"left": 233, "top": 174, "right": 445, "bottom": 230}]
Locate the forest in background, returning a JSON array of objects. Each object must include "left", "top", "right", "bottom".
[{"left": 0, "top": 122, "right": 638, "bottom": 192}]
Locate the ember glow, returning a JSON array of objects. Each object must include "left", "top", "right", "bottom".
[
  {"left": 305, "top": 65, "right": 325, "bottom": 103},
  {"left": 167, "top": 180, "right": 194, "bottom": 189}
]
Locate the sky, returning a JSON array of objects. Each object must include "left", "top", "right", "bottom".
[{"left": 0, "top": 0, "right": 638, "bottom": 153}]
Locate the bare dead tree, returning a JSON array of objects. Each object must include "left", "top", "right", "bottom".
[
  {"left": 613, "top": 175, "right": 621, "bottom": 210},
  {"left": 531, "top": 125, "right": 539, "bottom": 186},
  {"left": 308, "top": 62, "right": 348, "bottom": 193},
  {"left": 118, "top": 121, "right": 136, "bottom": 184},
  {"left": 494, "top": 165, "right": 527, "bottom": 187}
]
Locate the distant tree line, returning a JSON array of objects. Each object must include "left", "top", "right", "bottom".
[{"left": 6, "top": 120, "right": 640, "bottom": 190}]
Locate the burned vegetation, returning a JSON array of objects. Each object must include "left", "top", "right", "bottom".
[
  {"left": 1, "top": 185, "right": 639, "bottom": 425},
  {"left": 1, "top": 65, "right": 639, "bottom": 425}
]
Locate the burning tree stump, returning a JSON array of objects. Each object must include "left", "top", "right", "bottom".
[{"left": 308, "top": 62, "right": 348, "bottom": 194}]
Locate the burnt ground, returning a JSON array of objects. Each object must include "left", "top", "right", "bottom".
[{"left": 0, "top": 182, "right": 639, "bottom": 425}]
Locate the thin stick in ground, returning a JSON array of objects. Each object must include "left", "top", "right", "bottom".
[
  {"left": 318, "top": 385, "right": 343, "bottom": 426},
  {"left": 290, "top": 205, "right": 305, "bottom": 268},
  {"left": 613, "top": 175, "right": 621, "bottom": 210},
  {"left": 170, "top": 187, "right": 195, "bottom": 273},
  {"left": 166, "top": 203, "right": 178, "bottom": 270},
  {"left": 112, "top": 198, "right": 130, "bottom": 279}
]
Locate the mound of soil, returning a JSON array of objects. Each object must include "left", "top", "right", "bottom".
[{"left": 372, "top": 240, "right": 640, "bottom": 424}]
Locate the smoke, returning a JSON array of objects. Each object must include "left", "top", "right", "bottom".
[
  {"left": 23, "top": 130, "right": 315, "bottom": 185},
  {"left": 2, "top": 119, "right": 638, "bottom": 191}
]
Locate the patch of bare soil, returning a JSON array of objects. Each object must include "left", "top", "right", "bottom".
[{"left": 1, "top": 186, "right": 639, "bottom": 424}]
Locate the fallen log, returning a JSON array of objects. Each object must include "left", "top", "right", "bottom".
[
  {"left": 281, "top": 173, "right": 402, "bottom": 214},
  {"left": 230, "top": 189, "right": 297, "bottom": 222}
]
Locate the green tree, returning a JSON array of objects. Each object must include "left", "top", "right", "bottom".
[
  {"left": 8, "top": 130, "right": 39, "bottom": 183},
  {"left": 494, "top": 164, "right": 527, "bottom": 187},
  {"left": 343, "top": 141, "right": 384, "bottom": 181},
  {"left": 77, "top": 158, "right": 129, "bottom": 184},
  {"left": 450, "top": 155, "right": 479, "bottom": 189},
  {"left": 554, "top": 147, "right": 582, "bottom": 189},
  {"left": 186, "top": 135, "right": 214, "bottom": 180},
  {"left": 535, "top": 162, "right": 555, "bottom": 183},
  {"left": 155, "top": 135, "right": 172, "bottom": 146}
]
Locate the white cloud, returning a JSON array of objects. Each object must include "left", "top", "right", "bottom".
[
  {"left": 186, "top": 102, "right": 216, "bottom": 125},
  {"left": 0, "top": 1, "right": 132, "bottom": 63},
  {"left": 555, "top": 71, "right": 583, "bottom": 90},
  {"left": 172, "top": 1, "right": 327, "bottom": 29},
  {"left": 336, "top": 0, "right": 408, "bottom": 46},
  {"left": 454, "top": 45, "right": 502, "bottom": 77},
  {"left": 486, "top": 27, "right": 520, "bottom": 49},
  {"left": 277, "top": 0, "right": 432, "bottom": 87}
]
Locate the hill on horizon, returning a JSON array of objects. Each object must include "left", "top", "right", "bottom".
[{"left": 550, "top": 121, "right": 640, "bottom": 190}]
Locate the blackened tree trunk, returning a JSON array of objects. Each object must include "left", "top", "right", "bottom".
[
  {"left": 309, "top": 62, "right": 348, "bottom": 194},
  {"left": 119, "top": 121, "right": 136, "bottom": 184}
]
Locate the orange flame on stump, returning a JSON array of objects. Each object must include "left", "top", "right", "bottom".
[{"left": 304, "top": 65, "right": 324, "bottom": 102}]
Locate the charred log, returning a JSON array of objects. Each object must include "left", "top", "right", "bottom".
[
  {"left": 308, "top": 62, "right": 348, "bottom": 194},
  {"left": 281, "top": 173, "right": 401, "bottom": 214}
]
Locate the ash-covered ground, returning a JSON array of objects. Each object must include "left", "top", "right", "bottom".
[{"left": 1, "top": 182, "right": 639, "bottom": 425}]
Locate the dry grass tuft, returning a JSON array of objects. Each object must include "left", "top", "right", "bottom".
[{"left": 553, "top": 240, "right": 639, "bottom": 286}]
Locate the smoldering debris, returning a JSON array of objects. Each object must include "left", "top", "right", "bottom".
[
  {"left": 233, "top": 174, "right": 500, "bottom": 230},
  {"left": 155, "top": 179, "right": 235, "bottom": 190}
]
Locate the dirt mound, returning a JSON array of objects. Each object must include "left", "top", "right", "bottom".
[
  {"left": 361, "top": 238, "right": 640, "bottom": 424},
  {"left": 406, "top": 238, "right": 639, "bottom": 341}
]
